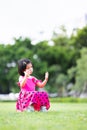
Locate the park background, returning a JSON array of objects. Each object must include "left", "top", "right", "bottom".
[
  {"left": 0, "top": 0, "right": 87, "bottom": 98},
  {"left": 0, "top": 0, "right": 87, "bottom": 130},
  {"left": 0, "top": 25, "right": 87, "bottom": 99}
]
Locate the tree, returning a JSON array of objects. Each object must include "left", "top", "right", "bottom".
[
  {"left": 55, "top": 73, "right": 68, "bottom": 97},
  {"left": 74, "top": 26, "right": 87, "bottom": 48},
  {"left": 74, "top": 48, "right": 87, "bottom": 93},
  {"left": 0, "top": 37, "right": 33, "bottom": 93}
]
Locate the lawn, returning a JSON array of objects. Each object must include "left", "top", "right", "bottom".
[{"left": 0, "top": 101, "right": 87, "bottom": 130}]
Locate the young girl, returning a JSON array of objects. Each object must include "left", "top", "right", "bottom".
[{"left": 16, "top": 58, "right": 50, "bottom": 112}]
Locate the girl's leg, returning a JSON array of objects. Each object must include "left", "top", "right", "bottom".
[
  {"left": 27, "top": 104, "right": 34, "bottom": 112},
  {"left": 31, "top": 91, "right": 50, "bottom": 111}
]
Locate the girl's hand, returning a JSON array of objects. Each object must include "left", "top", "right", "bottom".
[
  {"left": 45, "top": 72, "right": 49, "bottom": 80},
  {"left": 36, "top": 72, "right": 49, "bottom": 88},
  {"left": 24, "top": 69, "right": 31, "bottom": 77}
]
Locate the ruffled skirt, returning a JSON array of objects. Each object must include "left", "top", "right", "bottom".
[{"left": 16, "top": 90, "right": 50, "bottom": 112}]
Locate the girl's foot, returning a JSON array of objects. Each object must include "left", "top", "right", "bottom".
[
  {"left": 27, "top": 106, "right": 34, "bottom": 112},
  {"left": 40, "top": 106, "right": 48, "bottom": 112}
]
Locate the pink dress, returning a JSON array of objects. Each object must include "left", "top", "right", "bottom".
[{"left": 16, "top": 76, "right": 50, "bottom": 112}]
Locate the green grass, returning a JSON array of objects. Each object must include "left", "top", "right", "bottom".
[{"left": 0, "top": 102, "right": 87, "bottom": 130}]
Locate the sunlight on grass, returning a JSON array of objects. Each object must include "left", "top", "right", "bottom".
[{"left": 0, "top": 102, "right": 87, "bottom": 130}]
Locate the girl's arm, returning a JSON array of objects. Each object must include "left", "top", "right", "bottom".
[
  {"left": 36, "top": 72, "right": 49, "bottom": 88},
  {"left": 19, "top": 70, "right": 30, "bottom": 88},
  {"left": 19, "top": 76, "right": 28, "bottom": 88}
]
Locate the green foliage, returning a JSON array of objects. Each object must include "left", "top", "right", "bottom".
[
  {"left": 74, "top": 48, "right": 87, "bottom": 92},
  {"left": 75, "top": 26, "right": 87, "bottom": 48},
  {"left": 0, "top": 37, "right": 33, "bottom": 93}
]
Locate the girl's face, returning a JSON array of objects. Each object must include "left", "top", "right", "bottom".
[{"left": 25, "top": 63, "right": 33, "bottom": 74}]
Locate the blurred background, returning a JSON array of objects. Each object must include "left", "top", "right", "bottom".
[{"left": 0, "top": 0, "right": 87, "bottom": 100}]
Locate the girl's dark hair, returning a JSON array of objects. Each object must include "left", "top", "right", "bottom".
[{"left": 17, "top": 58, "right": 31, "bottom": 76}]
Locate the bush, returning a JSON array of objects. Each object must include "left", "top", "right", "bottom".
[{"left": 50, "top": 97, "right": 87, "bottom": 103}]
